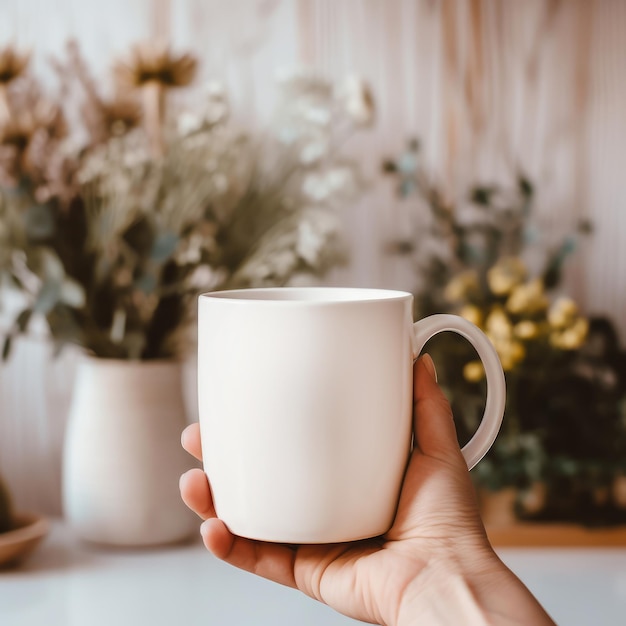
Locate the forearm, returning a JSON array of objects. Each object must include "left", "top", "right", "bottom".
[{"left": 396, "top": 550, "right": 556, "bottom": 626}]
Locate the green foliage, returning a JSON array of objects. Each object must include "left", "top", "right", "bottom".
[{"left": 0, "top": 53, "right": 373, "bottom": 360}]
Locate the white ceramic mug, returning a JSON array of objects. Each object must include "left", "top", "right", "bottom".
[{"left": 198, "top": 287, "right": 505, "bottom": 544}]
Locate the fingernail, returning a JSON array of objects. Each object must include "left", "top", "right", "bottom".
[
  {"left": 422, "top": 353, "right": 438, "bottom": 382},
  {"left": 200, "top": 519, "right": 212, "bottom": 537},
  {"left": 179, "top": 469, "right": 192, "bottom": 489}
]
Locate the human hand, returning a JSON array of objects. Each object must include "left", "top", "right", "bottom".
[{"left": 180, "top": 355, "right": 554, "bottom": 625}]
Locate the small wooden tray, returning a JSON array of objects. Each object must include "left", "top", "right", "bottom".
[{"left": 0, "top": 513, "right": 49, "bottom": 568}]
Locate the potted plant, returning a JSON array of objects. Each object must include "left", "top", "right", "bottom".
[
  {"left": 0, "top": 42, "right": 374, "bottom": 545},
  {"left": 383, "top": 139, "right": 626, "bottom": 527}
]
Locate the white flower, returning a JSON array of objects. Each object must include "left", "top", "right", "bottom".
[
  {"left": 251, "top": 249, "right": 297, "bottom": 282},
  {"left": 302, "top": 167, "right": 355, "bottom": 202},
  {"left": 297, "top": 221, "right": 325, "bottom": 265},
  {"left": 177, "top": 112, "right": 203, "bottom": 136},
  {"left": 212, "top": 173, "right": 229, "bottom": 194},
  {"left": 187, "top": 265, "right": 226, "bottom": 290},
  {"left": 287, "top": 273, "right": 318, "bottom": 287},
  {"left": 60, "top": 279, "right": 86, "bottom": 308},
  {"left": 299, "top": 139, "right": 328, "bottom": 164},
  {"left": 296, "top": 210, "right": 339, "bottom": 265},
  {"left": 277, "top": 127, "right": 297, "bottom": 145},
  {"left": 274, "top": 68, "right": 332, "bottom": 100},
  {"left": 298, "top": 102, "right": 331, "bottom": 126},
  {"left": 302, "top": 172, "right": 330, "bottom": 201},
  {"left": 176, "top": 233, "right": 204, "bottom": 264},
  {"left": 335, "top": 75, "right": 375, "bottom": 126},
  {"left": 326, "top": 167, "right": 354, "bottom": 192}
]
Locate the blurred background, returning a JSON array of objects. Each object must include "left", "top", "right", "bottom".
[{"left": 0, "top": 0, "right": 625, "bottom": 534}]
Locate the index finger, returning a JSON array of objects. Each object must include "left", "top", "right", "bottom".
[{"left": 181, "top": 423, "right": 203, "bottom": 461}]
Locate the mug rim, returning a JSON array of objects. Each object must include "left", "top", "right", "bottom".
[{"left": 199, "top": 286, "right": 413, "bottom": 304}]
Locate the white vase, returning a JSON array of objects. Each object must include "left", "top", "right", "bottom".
[{"left": 62, "top": 356, "right": 197, "bottom": 546}]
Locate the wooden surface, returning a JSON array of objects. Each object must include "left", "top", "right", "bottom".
[{"left": 487, "top": 522, "right": 626, "bottom": 548}]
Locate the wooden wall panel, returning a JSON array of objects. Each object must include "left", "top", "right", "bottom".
[{"left": 0, "top": 0, "right": 624, "bottom": 513}]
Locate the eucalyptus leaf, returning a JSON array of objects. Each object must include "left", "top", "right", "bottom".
[
  {"left": 23, "top": 204, "right": 56, "bottom": 240},
  {"left": 40, "top": 248, "right": 65, "bottom": 282},
  {"left": 134, "top": 273, "right": 157, "bottom": 294},
  {"left": 34, "top": 280, "right": 62, "bottom": 314},
  {"left": 60, "top": 279, "right": 86, "bottom": 308},
  {"left": 397, "top": 152, "right": 418, "bottom": 175},
  {"left": 151, "top": 232, "right": 180, "bottom": 263},
  {"left": 400, "top": 180, "right": 415, "bottom": 198}
]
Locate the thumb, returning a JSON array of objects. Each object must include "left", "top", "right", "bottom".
[{"left": 413, "top": 354, "right": 465, "bottom": 466}]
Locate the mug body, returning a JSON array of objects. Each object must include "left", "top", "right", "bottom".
[{"left": 198, "top": 287, "right": 414, "bottom": 543}]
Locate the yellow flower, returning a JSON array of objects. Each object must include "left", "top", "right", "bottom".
[
  {"left": 463, "top": 360, "right": 485, "bottom": 382},
  {"left": 506, "top": 279, "right": 548, "bottom": 315},
  {"left": 487, "top": 257, "right": 527, "bottom": 296},
  {"left": 485, "top": 307, "right": 513, "bottom": 340},
  {"left": 514, "top": 320, "right": 540, "bottom": 340},
  {"left": 550, "top": 317, "right": 589, "bottom": 350},
  {"left": 548, "top": 297, "right": 579, "bottom": 329},
  {"left": 444, "top": 270, "right": 479, "bottom": 302},
  {"left": 459, "top": 304, "right": 483, "bottom": 327},
  {"left": 497, "top": 338, "right": 526, "bottom": 371},
  {"left": 484, "top": 308, "right": 526, "bottom": 370}
]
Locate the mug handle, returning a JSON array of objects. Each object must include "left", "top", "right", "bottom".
[{"left": 412, "top": 314, "right": 506, "bottom": 470}]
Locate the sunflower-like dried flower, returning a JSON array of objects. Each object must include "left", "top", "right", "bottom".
[
  {"left": 102, "top": 98, "right": 142, "bottom": 135},
  {"left": 0, "top": 45, "right": 31, "bottom": 123},
  {"left": 0, "top": 112, "right": 42, "bottom": 186},
  {"left": 0, "top": 71, "right": 78, "bottom": 205},
  {"left": 82, "top": 96, "right": 142, "bottom": 144},
  {"left": 114, "top": 43, "right": 198, "bottom": 155},
  {"left": 0, "top": 100, "right": 68, "bottom": 192},
  {"left": 114, "top": 43, "right": 197, "bottom": 89},
  {"left": 0, "top": 45, "right": 30, "bottom": 86}
]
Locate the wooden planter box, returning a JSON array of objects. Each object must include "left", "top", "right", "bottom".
[
  {"left": 480, "top": 487, "right": 626, "bottom": 547},
  {"left": 486, "top": 522, "right": 626, "bottom": 547}
]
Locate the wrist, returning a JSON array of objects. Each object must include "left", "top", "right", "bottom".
[
  {"left": 395, "top": 543, "right": 555, "bottom": 626},
  {"left": 395, "top": 541, "right": 497, "bottom": 626}
]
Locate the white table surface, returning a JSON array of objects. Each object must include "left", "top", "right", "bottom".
[{"left": 2, "top": 521, "right": 626, "bottom": 625}]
